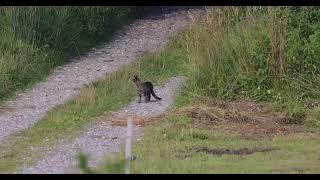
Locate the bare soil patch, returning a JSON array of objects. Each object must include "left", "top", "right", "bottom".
[
  {"left": 171, "top": 99, "right": 318, "bottom": 139},
  {"left": 192, "top": 147, "right": 280, "bottom": 156}
]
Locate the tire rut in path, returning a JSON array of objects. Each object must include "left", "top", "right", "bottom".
[
  {"left": 0, "top": 8, "right": 206, "bottom": 142},
  {"left": 18, "top": 76, "right": 186, "bottom": 174}
]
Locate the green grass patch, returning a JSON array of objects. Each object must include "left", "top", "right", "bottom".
[
  {"left": 0, "top": 6, "right": 136, "bottom": 102},
  {"left": 126, "top": 114, "right": 320, "bottom": 174},
  {"left": 307, "top": 106, "right": 320, "bottom": 128}
]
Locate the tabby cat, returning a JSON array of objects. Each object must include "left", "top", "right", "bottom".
[{"left": 132, "top": 75, "right": 162, "bottom": 103}]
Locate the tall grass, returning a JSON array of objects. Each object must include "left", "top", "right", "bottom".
[
  {"left": 0, "top": 6, "right": 136, "bottom": 101},
  {"left": 181, "top": 7, "right": 282, "bottom": 100},
  {"left": 173, "top": 6, "right": 320, "bottom": 124}
]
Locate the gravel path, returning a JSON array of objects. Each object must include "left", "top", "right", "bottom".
[
  {"left": 18, "top": 76, "right": 186, "bottom": 174},
  {"left": 0, "top": 7, "right": 206, "bottom": 142}
]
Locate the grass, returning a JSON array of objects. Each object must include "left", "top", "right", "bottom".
[
  {"left": 307, "top": 106, "right": 320, "bottom": 128},
  {"left": 85, "top": 101, "right": 320, "bottom": 174},
  {"left": 0, "top": 7, "right": 136, "bottom": 102},
  {"left": 127, "top": 113, "right": 320, "bottom": 174},
  {"left": 181, "top": 7, "right": 320, "bottom": 126}
]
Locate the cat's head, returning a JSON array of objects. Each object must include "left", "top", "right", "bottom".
[{"left": 132, "top": 74, "right": 140, "bottom": 83}]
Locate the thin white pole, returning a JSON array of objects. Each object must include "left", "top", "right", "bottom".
[{"left": 125, "top": 116, "right": 133, "bottom": 174}]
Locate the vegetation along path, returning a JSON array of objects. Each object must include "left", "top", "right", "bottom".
[
  {"left": 18, "top": 76, "right": 185, "bottom": 173},
  {"left": 0, "top": 8, "right": 206, "bottom": 143}
]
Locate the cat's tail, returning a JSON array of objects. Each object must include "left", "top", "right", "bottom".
[{"left": 151, "top": 88, "right": 162, "bottom": 100}]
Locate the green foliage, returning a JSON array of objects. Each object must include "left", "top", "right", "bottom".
[
  {"left": 286, "top": 7, "right": 320, "bottom": 77},
  {"left": 77, "top": 152, "right": 126, "bottom": 174},
  {"left": 175, "top": 7, "right": 320, "bottom": 124},
  {"left": 102, "top": 157, "right": 126, "bottom": 174},
  {"left": 0, "top": 6, "right": 135, "bottom": 101},
  {"left": 77, "top": 152, "right": 95, "bottom": 174},
  {"left": 274, "top": 100, "right": 307, "bottom": 124},
  {"left": 307, "top": 106, "right": 320, "bottom": 128},
  {"left": 166, "top": 116, "right": 193, "bottom": 127},
  {"left": 181, "top": 8, "right": 276, "bottom": 101}
]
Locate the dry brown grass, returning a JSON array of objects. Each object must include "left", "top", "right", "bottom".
[
  {"left": 170, "top": 99, "right": 318, "bottom": 139},
  {"left": 74, "top": 86, "right": 97, "bottom": 105},
  {"left": 111, "top": 115, "right": 146, "bottom": 126}
]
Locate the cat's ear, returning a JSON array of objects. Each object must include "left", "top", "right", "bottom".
[{"left": 132, "top": 74, "right": 138, "bottom": 81}]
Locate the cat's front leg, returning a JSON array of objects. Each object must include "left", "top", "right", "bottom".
[{"left": 137, "top": 95, "right": 142, "bottom": 103}]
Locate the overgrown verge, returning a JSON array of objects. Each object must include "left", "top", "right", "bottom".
[
  {"left": 173, "top": 7, "right": 320, "bottom": 126},
  {"left": 0, "top": 6, "right": 136, "bottom": 101}
]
